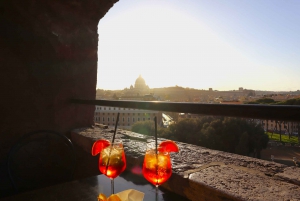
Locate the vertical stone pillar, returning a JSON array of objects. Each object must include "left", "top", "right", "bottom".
[{"left": 0, "top": 0, "right": 118, "bottom": 159}]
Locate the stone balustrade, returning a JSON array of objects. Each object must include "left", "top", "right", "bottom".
[{"left": 71, "top": 125, "right": 300, "bottom": 201}]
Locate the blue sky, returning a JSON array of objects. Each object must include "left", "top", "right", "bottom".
[{"left": 97, "top": 0, "right": 300, "bottom": 91}]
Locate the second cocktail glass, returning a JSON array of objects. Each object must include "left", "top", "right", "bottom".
[
  {"left": 142, "top": 143, "right": 172, "bottom": 187},
  {"left": 142, "top": 140, "right": 179, "bottom": 200}
]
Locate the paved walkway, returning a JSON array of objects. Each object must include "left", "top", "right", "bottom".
[{"left": 261, "top": 143, "right": 300, "bottom": 166}]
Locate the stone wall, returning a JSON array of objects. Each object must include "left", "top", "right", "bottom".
[
  {"left": 0, "top": 0, "right": 118, "bottom": 160},
  {"left": 71, "top": 126, "right": 300, "bottom": 201}
]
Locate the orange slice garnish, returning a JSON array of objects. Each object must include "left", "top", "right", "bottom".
[
  {"left": 98, "top": 193, "right": 107, "bottom": 201},
  {"left": 91, "top": 139, "right": 110, "bottom": 156},
  {"left": 107, "top": 194, "right": 121, "bottom": 201},
  {"left": 158, "top": 140, "right": 179, "bottom": 152}
]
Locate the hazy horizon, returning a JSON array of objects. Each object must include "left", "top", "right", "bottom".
[
  {"left": 96, "top": 83, "right": 299, "bottom": 92},
  {"left": 97, "top": 0, "right": 300, "bottom": 91}
]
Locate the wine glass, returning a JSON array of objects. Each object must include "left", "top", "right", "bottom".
[
  {"left": 98, "top": 140, "right": 126, "bottom": 194},
  {"left": 142, "top": 143, "right": 172, "bottom": 200}
]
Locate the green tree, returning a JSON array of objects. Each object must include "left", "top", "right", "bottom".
[
  {"left": 275, "top": 98, "right": 300, "bottom": 105},
  {"left": 131, "top": 121, "right": 154, "bottom": 136},
  {"left": 235, "top": 132, "right": 249, "bottom": 156},
  {"left": 131, "top": 121, "right": 168, "bottom": 137},
  {"left": 167, "top": 117, "right": 268, "bottom": 158},
  {"left": 168, "top": 117, "right": 214, "bottom": 144},
  {"left": 132, "top": 116, "right": 269, "bottom": 158},
  {"left": 246, "top": 98, "right": 276, "bottom": 104}
]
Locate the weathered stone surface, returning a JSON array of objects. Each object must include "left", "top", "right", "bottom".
[
  {"left": 275, "top": 166, "right": 300, "bottom": 185},
  {"left": 72, "top": 127, "right": 300, "bottom": 201},
  {"left": 188, "top": 165, "right": 300, "bottom": 201}
]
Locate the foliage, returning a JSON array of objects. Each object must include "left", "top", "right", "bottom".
[
  {"left": 274, "top": 98, "right": 300, "bottom": 105},
  {"left": 195, "top": 117, "right": 268, "bottom": 157},
  {"left": 133, "top": 117, "right": 269, "bottom": 158},
  {"left": 131, "top": 121, "right": 155, "bottom": 136},
  {"left": 235, "top": 132, "right": 249, "bottom": 155},
  {"left": 246, "top": 97, "right": 300, "bottom": 105},
  {"left": 131, "top": 121, "right": 168, "bottom": 137},
  {"left": 246, "top": 98, "right": 276, "bottom": 104}
]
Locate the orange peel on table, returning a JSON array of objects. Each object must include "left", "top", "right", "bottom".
[
  {"left": 107, "top": 194, "right": 122, "bottom": 201},
  {"left": 158, "top": 140, "right": 179, "bottom": 152},
  {"left": 98, "top": 193, "right": 122, "bottom": 201},
  {"left": 98, "top": 193, "right": 107, "bottom": 201},
  {"left": 91, "top": 139, "right": 110, "bottom": 156}
]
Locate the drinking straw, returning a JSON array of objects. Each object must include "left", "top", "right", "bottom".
[
  {"left": 105, "top": 113, "right": 120, "bottom": 173},
  {"left": 154, "top": 116, "right": 159, "bottom": 190},
  {"left": 154, "top": 116, "right": 158, "bottom": 154},
  {"left": 112, "top": 113, "right": 120, "bottom": 143},
  {"left": 107, "top": 112, "right": 120, "bottom": 195}
]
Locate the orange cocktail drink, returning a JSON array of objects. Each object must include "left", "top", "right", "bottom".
[
  {"left": 143, "top": 149, "right": 172, "bottom": 186},
  {"left": 99, "top": 142, "right": 126, "bottom": 179}
]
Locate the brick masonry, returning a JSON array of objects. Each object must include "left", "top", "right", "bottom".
[{"left": 0, "top": 0, "right": 118, "bottom": 160}]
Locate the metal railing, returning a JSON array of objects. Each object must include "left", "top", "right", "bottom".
[{"left": 71, "top": 99, "right": 300, "bottom": 122}]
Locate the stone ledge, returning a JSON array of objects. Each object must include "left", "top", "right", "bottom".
[{"left": 71, "top": 127, "right": 300, "bottom": 201}]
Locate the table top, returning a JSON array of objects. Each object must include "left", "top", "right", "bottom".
[{"left": 1, "top": 171, "right": 190, "bottom": 201}]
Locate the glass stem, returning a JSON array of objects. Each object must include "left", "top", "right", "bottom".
[
  {"left": 111, "top": 178, "right": 114, "bottom": 194},
  {"left": 156, "top": 185, "right": 158, "bottom": 201}
]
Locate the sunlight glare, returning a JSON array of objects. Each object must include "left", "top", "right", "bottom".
[{"left": 98, "top": 4, "right": 262, "bottom": 90}]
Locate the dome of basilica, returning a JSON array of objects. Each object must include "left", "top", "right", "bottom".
[{"left": 135, "top": 75, "right": 146, "bottom": 89}]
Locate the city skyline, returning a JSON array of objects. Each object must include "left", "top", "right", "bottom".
[{"left": 97, "top": 0, "right": 300, "bottom": 91}]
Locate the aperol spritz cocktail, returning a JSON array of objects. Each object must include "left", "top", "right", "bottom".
[
  {"left": 92, "top": 139, "right": 126, "bottom": 194},
  {"left": 142, "top": 140, "right": 179, "bottom": 187},
  {"left": 98, "top": 141, "right": 126, "bottom": 179},
  {"left": 143, "top": 149, "right": 172, "bottom": 186}
]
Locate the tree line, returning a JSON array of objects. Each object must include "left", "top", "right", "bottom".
[
  {"left": 246, "top": 97, "right": 300, "bottom": 105},
  {"left": 131, "top": 116, "right": 268, "bottom": 159}
]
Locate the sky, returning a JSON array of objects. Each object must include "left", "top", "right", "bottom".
[{"left": 97, "top": 0, "right": 300, "bottom": 91}]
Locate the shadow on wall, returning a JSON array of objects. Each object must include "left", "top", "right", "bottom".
[{"left": 0, "top": 160, "right": 14, "bottom": 198}]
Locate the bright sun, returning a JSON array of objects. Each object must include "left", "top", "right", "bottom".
[{"left": 97, "top": 3, "right": 261, "bottom": 90}]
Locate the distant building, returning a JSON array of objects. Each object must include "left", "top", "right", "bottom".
[
  {"left": 124, "top": 75, "right": 150, "bottom": 96},
  {"left": 94, "top": 106, "right": 162, "bottom": 129},
  {"left": 261, "top": 120, "right": 299, "bottom": 135},
  {"left": 94, "top": 75, "right": 162, "bottom": 129},
  {"left": 119, "top": 94, "right": 156, "bottom": 101}
]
